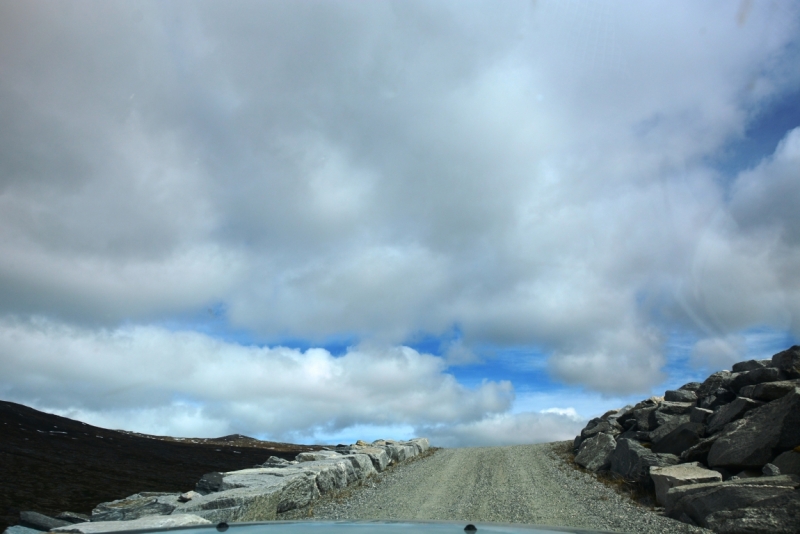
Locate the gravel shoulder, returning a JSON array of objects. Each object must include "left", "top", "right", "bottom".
[{"left": 281, "top": 442, "right": 712, "bottom": 534}]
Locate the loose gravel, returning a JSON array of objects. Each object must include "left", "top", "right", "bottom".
[{"left": 280, "top": 442, "right": 713, "bottom": 534}]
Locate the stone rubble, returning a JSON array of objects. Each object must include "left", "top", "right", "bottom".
[
  {"left": 8, "top": 438, "right": 429, "bottom": 534},
  {"left": 572, "top": 345, "right": 800, "bottom": 533}
]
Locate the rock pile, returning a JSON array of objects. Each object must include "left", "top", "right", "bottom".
[
  {"left": 7, "top": 438, "right": 429, "bottom": 534},
  {"left": 572, "top": 345, "right": 800, "bottom": 533}
]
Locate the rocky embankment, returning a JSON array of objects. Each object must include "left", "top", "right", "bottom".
[
  {"left": 573, "top": 345, "right": 800, "bottom": 533},
  {"left": 7, "top": 439, "right": 430, "bottom": 534}
]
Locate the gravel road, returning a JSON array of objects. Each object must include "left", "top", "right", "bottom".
[{"left": 283, "top": 442, "right": 712, "bottom": 534}]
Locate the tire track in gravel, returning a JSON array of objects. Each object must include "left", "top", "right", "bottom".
[{"left": 296, "top": 443, "right": 712, "bottom": 534}]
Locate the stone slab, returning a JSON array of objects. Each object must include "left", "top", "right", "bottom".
[{"left": 649, "top": 462, "right": 722, "bottom": 506}]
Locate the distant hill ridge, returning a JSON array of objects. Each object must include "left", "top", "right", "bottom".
[{"left": 0, "top": 400, "right": 321, "bottom": 532}]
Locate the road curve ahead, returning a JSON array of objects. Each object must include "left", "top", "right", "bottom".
[{"left": 293, "top": 443, "right": 711, "bottom": 534}]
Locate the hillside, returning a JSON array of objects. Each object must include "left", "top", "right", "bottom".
[{"left": 0, "top": 400, "right": 321, "bottom": 531}]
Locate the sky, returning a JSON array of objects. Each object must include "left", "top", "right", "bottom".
[{"left": 1, "top": 0, "right": 799, "bottom": 448}]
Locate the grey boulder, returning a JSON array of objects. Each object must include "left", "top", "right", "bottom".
[
  {"left": 171, "top": 485, "right": 284, "bottom": 522},
  {"left": 703, "top": 490, "right": 800, "bottom": 534},
  {"left": 689, "top": 407, "right": 713, "bottom": 424},
  {"left": 632, "top": 405, "right": 658, "bottom": 432},
  {"left": 664, "top": 389, "right": 697, "bottom": 403},
  {"left": 732, "top": 359, "right": 772, "bottom": 373},
  {"left": 739, "top": 379, "right": 800, "bottom": 402},
  {"left": 696, "top": 370, "right": 734, "bottom": 398},
  {"left": 650, "top": 422, "right": 704, "bottom": 456},
  {"left": 772, "top": 345, "right": 800, "bottom": 377},
  {"left": 649, "top": 414, "right": 690, "bottom": 444},
  {"left": 91, "top": 493, "right": 180, "bottom": 522},
  {"left": 649, "top": 462, "right": 722, "bottom": 506},
  {"left": 705, "top": 396, "right": 764, "bottom": 435},
  {"left": 574, "top": 432, "right": 616, "bottom": 472},
  {"left": 296, "top": 451, "right": 342, "bottom": 462},
  {"left": 708, "top": 387, "right": 800, "bottom": 468},
  {"left": 19, "top": 511, "right": 71, "bottom": 531},
  {"left": 610, "top": 438, "right": 679, "bottom": 482},
  {"left": 665, "top": 475, "right": 800, "bottom": 529}
]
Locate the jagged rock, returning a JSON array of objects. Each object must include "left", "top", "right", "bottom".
[
  {"left": 606, "top": 406, "right": 635, "bottom": 430},
  {"left": 649, "top": 414, "right": 690, "bottom": 444},
  {"left": 410, "top": 437, "right": 430, "bottom": 453},
  {"left": 699, "top": 388, "right": 737, "bottom": 410},
  {"left": 54, "top": 512, "right": 89, "bottom": 524},
  {"left": 762, "top": 463, "right": 781, "bottom": 476},
  {"left": 664, "top": 390, "right": 697, "bottom": 403},
  {"left": 632, "top": 406, "right": 658, "bottom": 432},
  {"left": 680, "top": 434, "right": 719, "bottom": 464},
  {"left": 178, "top": 491, "right": 201, "bottom": 503},
  {"left": 651, "top": 422, "right": 705, "bottom": 456},
  {"left": 296, "top": 451, "right": 341, "bottom": 462},
  {"left": 385, "top": 443, "right": 419, "bottom": 464},
  {"left": 297, "top": 460, "right": 349, "bottom": 494},
  {"left": 704, "top": 491, "right": 800, "bottom": 534},
  {"left": 574, "top": 432, "right": 616, "bottom": 472},
  {"left": 174, "top": 475, "right": 313, "bottom": 520},
  {"left": 196, "top": 472, "right": 224, "bottom": 494},
  {"left": 739, "top": 379, "right": 800, "bottom": 402},
  {"left": 656, "top": 401, "right": 694, "bottom": 415},
  {"left": 610, "top": 438, "right": 679, "bottom": 482},
  {"left": 706, "top": 396, "right": 764, "bottom": 434},
  {"left": 679, "top": 382, "right": 702, "bottom": 391},
  {"left": 689, "top": 407, "right": 713, "bottom": 424},
  {"left": 91, "top": 493, "right": 180, "bottom": 522},
  {"left": 697, "top": 370, "right": 734, "bottom": 398},
  {"left": 616, "top": 429, "right": 650, "bottom": 442},
  {"left": 772, "top": 345, "right": 800, "bottom": 378},
  {"left": 580, "top": 419, "right": 622, "bottom": 441},
  {"left": 52, "top": 515, "right": 211, "bottom": 533},
  {"left": 351, "top": 446, "right": 390, "bottom": 472},
  {"left": 256, "top": 455, "right": 291, "bottom": 467},
  {"left": 732, "top": 359, "right": 772, "bottom": 373},
  {"left": 665, "top": 475, "right": 800, "bottom": 528},
  {"left": 730, "top": 367, "right": 786, "bottom": 391},
  {"left": 19, "top": 511, "right": 71, "bottom": 531},
  {"left": 772, "top": 450, "right": 800, "bottom": 476},
  {"left": 708, "top": 388, "right": 800, "bottom": 468},
  {"left": 649, "top": 462, "right": 722, "bottom": 506},
  {"left": 654, "top": 410, "right": 678, "bottom": 427}
]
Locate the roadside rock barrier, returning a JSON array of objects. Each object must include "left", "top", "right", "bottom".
[
  {"left": 572, "top": 345, "right": 800, "bottom": 533},
  {"left": 10, "top": 438, "right": 429, "bottom": 534}
]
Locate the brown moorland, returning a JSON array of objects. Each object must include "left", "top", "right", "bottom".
[{"left": 0, "top": 400, "right": 323, "bottom": 531}]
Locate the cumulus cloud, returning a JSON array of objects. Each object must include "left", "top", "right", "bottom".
[
  {"left": 0, "top": 0, "right": 799, "bottom": 418},
  {"left": 0, "top": 317, "right": 512, "bottom": 442}
]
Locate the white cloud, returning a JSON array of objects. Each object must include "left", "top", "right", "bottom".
[
  {"left": 0, "top": 317, "right": 513, "bottom": 442},
  {"left": 0, "top": 0, "right": 798, "bottom": 411},
  {"left": 420, "top": 410, "right": 586, "bottom": 448}
]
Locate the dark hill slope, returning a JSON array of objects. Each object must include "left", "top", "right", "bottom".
[{"left": 0, "top": 400, "right": 321, "bottom": 531}]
